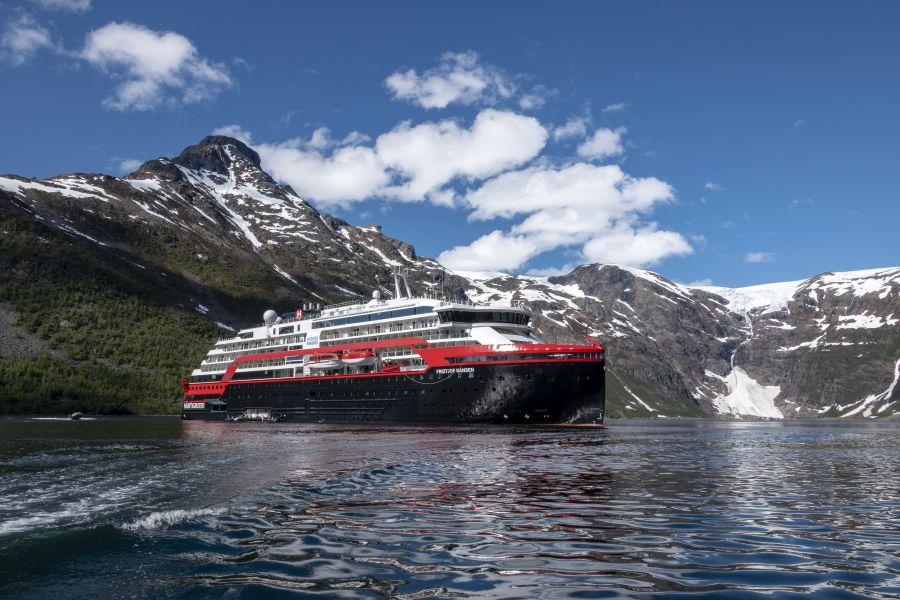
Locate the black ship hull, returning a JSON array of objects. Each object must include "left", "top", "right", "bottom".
[{"left": 182, "top": 361, "right": 605, "bottom": 424}]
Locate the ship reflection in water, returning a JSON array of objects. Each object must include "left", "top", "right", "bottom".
[{"left": 0, "top": 418, "right": 898, "bottom": 598}]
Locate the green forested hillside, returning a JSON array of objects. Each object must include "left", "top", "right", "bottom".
[{"left": 1, "top": 207, "right": 230, "bottom": 414}]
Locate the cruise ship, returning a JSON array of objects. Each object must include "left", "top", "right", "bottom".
[{"left": 181, "top": 271, "right": 605, "bottom": 424}]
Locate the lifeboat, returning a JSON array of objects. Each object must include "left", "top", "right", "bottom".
[
  {"left": 342, "top": 349, "right": 376, "bottom": 367},
  {"left": 305, "top": 352, "right": 342, "bottom": 371}
]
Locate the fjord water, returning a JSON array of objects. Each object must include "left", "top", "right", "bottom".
[{"left": 0, "top": 418, "right": 897, "bottom": 598}]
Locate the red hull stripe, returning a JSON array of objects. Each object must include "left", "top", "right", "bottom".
[
  {"left": 186, "top": 337, "right": 605, "bottom": 396},
  {"left": 184, "top": 356, "right": 604, "bottom": 396}
]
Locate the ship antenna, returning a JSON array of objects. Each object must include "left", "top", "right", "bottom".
[
  {"left": 393, "top": 267, "right": 402, "bottom": 299},
  {"left": 401, "top": 269, "right": 413, "bottom": 299}
]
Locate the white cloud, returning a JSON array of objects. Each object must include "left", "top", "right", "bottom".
[
  {"left": 1, "top": 13, "right": 54, "bottom": 66},
  {"left": 28, "top": 0, "right": 91, "bottom": 12},
  {"left": 439, "top": 162, "right": 691, "bottom": 271},
  {"left": 704, "top": 181, "right": 724, "bottom": 191},
  {"left": 212, "top": 124, "right": 253, "bottom": 144},
  {"left": 789, "top": 119, "right": 806, "bottom": 133},
  {"left": 375, "top": 108, "right": 547, "bottom": 203},
  {"left": 787, "top": 197, "right": 814, "bottom": 209},
  {"left": 686, "top": 278, "right": 713, "bottom": 286},
  {"left": 80, "top": 22, "right": 232, "bottom": 111},
  {"left": 745, "top": 251, "right": 776, "bottom": 263},
  {"left": 439, "top": 231, "right": 542, "bottom": 271},
  {"left": 525, "top": 263, "right": 579, "bottom": 277},
  {"left": 298, "top": 127, "right": 370, "bottom": 150},
  {"left": 213, "top": 110, "right": 546, "bottom": 208},
  {"left": 582, "top": 224, "right": 692, "bottom": 265},
  {"left": 518, "top": 84, "right": 556, "bottom": 110},
  {"left": 576, "top": 127, "right": 626, "bottom": 161},
  {"left": 553, "top": 116, "right": 590, "bottom": 141},
  {"left": 116, "top": 158, "right": 142, "bottom": 173},
  {"left": 385, "top": 51, "right": 515, "bottom": 109},
  {"left": 256, "top": 140, "right": 390, "bottom": 207},
  {"left": 602, "top": 102, "right": 628, "bottom": 113}
]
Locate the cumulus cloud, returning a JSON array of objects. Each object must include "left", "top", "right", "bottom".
[
  {"left": 1, "top": 13, "right": 54, "bottom": 65},
  {"left": 704, "top": 181, "right": 724, "bottom": 191},
  {"left": 439, "top": 162, "right": 691, "bottom": 271},
  {"left": 576, "top": 127, "right": 626, "bottom": 160},
  {"left": 385, "top": 51, "right": 515, "bottom": 109},
  {"left": 376, "top": 108, "right": 547, "bottom": 203},
  {"left": 745, "top": 251, "right": 776, "bottom": 263},
  {"left": 28, "top": 0, "right": 91, "bottom": 12},
  {"left": 439, "top": 231, "right": 542, "bottom": 272},
  {"left": 80, "top": 22, "right": 232, "bottom": 111},
  {"left": 582, "top": 224, "right": 692, "bottom": 265},
  {"left": 212, "top": 109, "right": 692, "bottom": 274},
  {"left": 256, "top": 140, "right": 390, "bottom": 206},
  {"left": 215, "top": 109, "right": 546, "bottom": 208},
  {"left": 553, "top": 115, "right": 590, "bottom": 141}
]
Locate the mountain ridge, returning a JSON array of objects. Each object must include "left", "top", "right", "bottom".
[{"left": 1, "top": 135, "right": 897, "bottom": 418}]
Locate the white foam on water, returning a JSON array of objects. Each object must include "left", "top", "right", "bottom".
[{"left": 121, "top": 507, "right": 226, "bottom": 531}]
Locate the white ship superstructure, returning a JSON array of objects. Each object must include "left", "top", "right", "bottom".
[{"left": 190, "top": 271, "right": 537, "bottom": 383}]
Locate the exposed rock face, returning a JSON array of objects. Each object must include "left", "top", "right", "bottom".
[
  {"left": 705, "top": 269, "right": 900, "bottom": 418},
  {"left": 1, "top": 136, "right": 896, "bottom": 418},
  {"left": 462, "top": 266, "right": 899, "bottom": 418}
]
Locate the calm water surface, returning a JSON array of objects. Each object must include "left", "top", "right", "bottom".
[{"left": 0, "top": 418, "right": 897, "bottom": 598}]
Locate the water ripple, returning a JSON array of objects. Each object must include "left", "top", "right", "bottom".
[{"left": 0, "top": 418, "right": 898, "bottom": 598}]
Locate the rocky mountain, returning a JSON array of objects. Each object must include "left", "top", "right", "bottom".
[
  {"left": 1, "top": 135, "right": 897, "bottom": 417},
  {"left": 462, "top": 266, "right": 899, "bottom": 419}
]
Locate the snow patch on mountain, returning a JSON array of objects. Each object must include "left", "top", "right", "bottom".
[
  {"left": 836, "top": 313, "right": 898, "bottom": 330},
  {"left": 840, "top": 358, "right": 899, "bottom": 417},
  {"left": 809, "top": 267, "right": 900, "bottom": 300},
  {"left": 708, "top": 367, "right": 783, "bottom": 419},
  {"left": 694, "top": 280, "right": 802, "bottom": 315}
]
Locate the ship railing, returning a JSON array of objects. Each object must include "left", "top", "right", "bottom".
[
  {"left": 321, "top": 299, "right": 369, "bottom": 311},
  {"left": 438, "top": 299, "right": 530, "bottom": 309}
]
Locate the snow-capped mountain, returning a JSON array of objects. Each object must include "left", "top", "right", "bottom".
[
  {"left": 1, "top": 135, "right": 896, "bottom": 418},
  {"left": 0, "top": 136, "right": 453, "bottom": 310},
  {"left": 460, "top": 265, "right": 899, "bottom": 419}
]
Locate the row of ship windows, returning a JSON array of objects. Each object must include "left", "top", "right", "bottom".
[
  {"left": 213, "top": 334, "right": 307, "bottom": 356},
  {"left": 319, "top": 319, "right": 441, "bottom": 341},
  {"left": 312, "top": 306, "right": 435, "bottom": 329},
  {"left": 207, "top": 328, "right": 473, "bottom": 366},
  {"left": 447, "top": 352, "right": 604, "bottom": 363}
]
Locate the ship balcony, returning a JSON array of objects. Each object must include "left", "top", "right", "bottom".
[{"left": 319, "top": 325, "right": 467, "bottom": 346}]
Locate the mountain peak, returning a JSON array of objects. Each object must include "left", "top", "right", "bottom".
[{"left": 172, "top": 135, "right": 262, "bottom": 174}]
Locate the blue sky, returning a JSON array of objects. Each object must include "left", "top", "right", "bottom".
[{"left": 1, "top": 1, "right": 898, "bottom": 287}]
